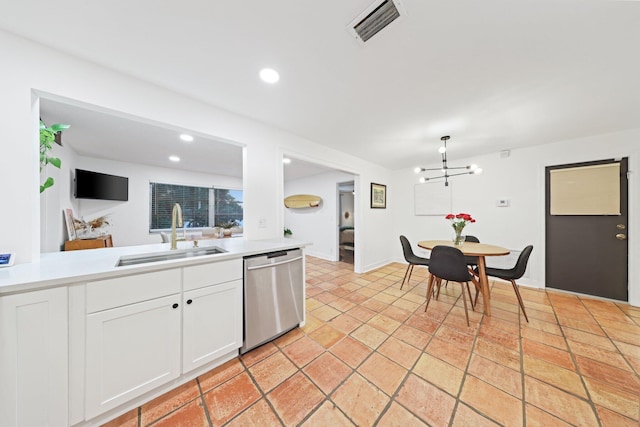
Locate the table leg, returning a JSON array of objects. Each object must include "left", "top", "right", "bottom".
[{"left": 477, "top": 256, "right": 491, "bottom": 315}]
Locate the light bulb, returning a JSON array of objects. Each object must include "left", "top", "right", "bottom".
[
  {"left": 474, "top": 168, "right": 483, "bottom": 174},
  {"left": 414, "top": 167, "right": 422, "bottom": 174},
  {"left": 419, "top": 177, "right": 426, "bottom": 183},
  {"left": 469, "top": 164, "right": 478, "bottom": 170},
  {"left": 260, "top": 68, "right": 280, "bottom": 83},
  {"left": 438, "top": 146, "right": 446, "bottom": 154}
]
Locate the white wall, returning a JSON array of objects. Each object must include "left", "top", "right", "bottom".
[
  {"left": 392, "top": 128, "right": 640, "bottom": 306},
  {"left": 340, "top": 191, "right": 354, "bottom": 228},
  {"left": 284, "top": 171, "right": 355, "bottom": 261},
  {"left": 41, "top": 153, "right": 243, "bottom": 250},
  {"left": 1, "top": 30, "right": 394, "bottom": 272}
]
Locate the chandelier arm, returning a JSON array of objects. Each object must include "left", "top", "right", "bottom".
[
  {"left": 421, "top": 170, "right": 475, "bottom": 181},
  {"left": 444, "top": 165, "right": 473, "bottom": 170},
  {"left": 418, "top": 167, "right": 447, "bottom": 171},
  {"left": 445, "top": 170, "right": 477, "bottom": 178}
]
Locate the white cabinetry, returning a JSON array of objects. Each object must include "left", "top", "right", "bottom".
[
  {"left": 82, "top": 259, "right": 243, "bottom": 421},
  {"left": 84, "top": 269, "right": 182, "bottom": 419},
  {"left": 0, "top": 287, "right": 68, "bottom": 427},
  {"left": 183, "top": 260, "right": 243, "bottom": 372}
]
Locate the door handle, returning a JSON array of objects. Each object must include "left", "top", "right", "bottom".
[{"left": 616, "top": 233, "right": 627, "bottom": 240}]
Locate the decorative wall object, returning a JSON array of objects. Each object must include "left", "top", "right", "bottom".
[
  {"left": 370, "top": 183, "right": 386, "bottom": 209},
  {"left": 284, "top": 194, "right": 322, "bottom": 208},
  {"left": 64, "top": 208, "right": 76, "bottom": 241}
]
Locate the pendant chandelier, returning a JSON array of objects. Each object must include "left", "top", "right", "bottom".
[{"left": 414, "top": 136, "right": 482, "bottom": 186}]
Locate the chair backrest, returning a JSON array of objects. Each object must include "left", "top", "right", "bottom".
[
  {"left": 399, "top": 235, "right": 415, "bottom": 262},
  {"left": 465, "top": 235, "right": 480, "bottom": 243},
  {"left": 511, "top": 245, "right": 534, "bottom": 280},
  {"left": 429, "top": 246, "right": 473, "bottom": 282}
]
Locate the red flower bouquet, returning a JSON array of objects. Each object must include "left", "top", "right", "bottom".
[{"left": 446, "top": 213, "right": 476, "bottom": 244}]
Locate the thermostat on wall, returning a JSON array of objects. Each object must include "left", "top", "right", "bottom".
[{"left": 0, "top": 252, "right": 15, "bottom": 267}]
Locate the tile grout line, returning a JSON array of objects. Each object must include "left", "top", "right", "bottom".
[{"left": 194, "top": 378, "right": 214, "bottom": 427}]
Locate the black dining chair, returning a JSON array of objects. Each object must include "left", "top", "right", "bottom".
[
  {"left": 444, "top": 235, "right": 480, "bottom": 290},
  {"left": 399, "top": 235, "right": 430, "bottom": 290},
  {"left": 479, "top": 245, "right": 533, "bottom": 322},
  {"left": 426, "top": 245, "right": 474, "bottom": 326},
  {"left": 463, "top": 235, "right": 480, "bottom": 269}
]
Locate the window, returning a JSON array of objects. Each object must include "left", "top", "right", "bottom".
[
  {"left": 149, "top": 183, "right": 243, "bottom": 231},
  {"left": 213, "top": 188, "right": 244, "bottom": 227}
]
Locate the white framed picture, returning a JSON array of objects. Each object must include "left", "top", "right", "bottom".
[{"left": 64, "top": 208, "right": 77, "bottom": 241}]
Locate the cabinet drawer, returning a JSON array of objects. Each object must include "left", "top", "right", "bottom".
[
  {"left": 87, "top": 269, "right": 181, "bottom": 313},
  {"left": 183, "top": 259, "right": 242, "bottom": 291}
]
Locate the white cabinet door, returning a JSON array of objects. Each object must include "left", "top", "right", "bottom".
[
  {"left": 182, "top": 279, "right": 243, "bottom": 372},
  {"left": 0, "top": 287, "right": 68, "bottom": 427},
  {"left": 85, "top": 294, "right": 181, "bottom": 419}
]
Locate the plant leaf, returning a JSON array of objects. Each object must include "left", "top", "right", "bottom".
[
  {"left": 48, "top": 157, "right": 62, "bottom": 168},
  {"left": 50, "top": 124, "right": 70, "bottom": 132},
  {"left": 42, "top": 177, "right": 54, "bottom": 190}
]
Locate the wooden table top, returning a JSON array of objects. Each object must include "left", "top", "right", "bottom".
[{"left": 417, "top": 240, "right": 510, "bottom": 257}]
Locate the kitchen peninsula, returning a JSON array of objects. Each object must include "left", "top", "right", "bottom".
[{"left": 0, "top": 237, "right": 308, "bottom": 427}]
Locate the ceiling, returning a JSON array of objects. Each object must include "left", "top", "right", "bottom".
[
  {"left": 39, "top": 99, "right": 244, "bottom": 177},
  {"left": 7, "top": 1, "right": 640, "bottom": 174}
]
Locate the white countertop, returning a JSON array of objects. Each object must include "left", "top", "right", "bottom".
[{"left": 0, "top": 237, "right": 309, "bottom": 295}]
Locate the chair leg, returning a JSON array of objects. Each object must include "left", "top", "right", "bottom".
[
  {"left": 465, "top": 283, "right": 474, "bottom": 312},
  {"left": 471, "top": 276, "right": 481, "bottom": 308},
  {"left": 435, "top": 277, "right": 443, "bottom": 300},
  {"left": 425, "top": 274, "right": 436, "bottom": 311},
  {"left": 510, "top": 280, "right": 529, "bottom": 323},
  {"left": 460, "top": 282, "right": 470, "bottom": 326},
  {"left": 401, "top": 264, "right": 414, "bottom": 290}
]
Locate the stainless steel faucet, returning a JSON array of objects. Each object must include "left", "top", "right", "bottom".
[{"left": 170, "top": 203, "right": 183, "bottom": 250}]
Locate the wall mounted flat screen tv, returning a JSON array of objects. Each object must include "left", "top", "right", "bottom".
[{"left": 75, "top": 169, "right": 129, "bottom": 201}]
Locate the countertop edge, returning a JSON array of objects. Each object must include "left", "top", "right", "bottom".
[{"left": 0, "top": 238, "right": 311, "bottom": 295}]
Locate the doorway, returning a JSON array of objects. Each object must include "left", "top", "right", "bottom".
[
  {"left": 545, "top": 158, "right": 628, "bottom": 300},
  {"left": 338, "top": 181, "right": 355, "bottom": 264}
]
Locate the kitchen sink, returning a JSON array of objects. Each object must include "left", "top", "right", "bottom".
[{"left": 116, "top": 246, "right": 226, "bottom": 267}]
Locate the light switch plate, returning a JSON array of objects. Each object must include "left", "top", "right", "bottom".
[{"left": 497, "top": 199, "right": 510, "bottom": 207}]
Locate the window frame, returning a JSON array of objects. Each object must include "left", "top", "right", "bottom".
[{"left": 148, "top": 181, "right": 243, "bottom": 233}]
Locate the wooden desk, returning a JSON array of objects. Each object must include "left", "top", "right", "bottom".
[
  {"left": 64, "top": 235, "right": 113, "bottom": 251},
  {"left": 417, "top": 240, "right": 509, "bottom": 316}
]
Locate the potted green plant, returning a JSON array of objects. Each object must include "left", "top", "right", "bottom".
[
  {"left": 40, "top": 120, "right": 70, "bottom": 193},
  {"left": 217, "top": 220, "right": 239, "bottom": 237},
  {"left": 284, "top": 228, "right": 292, "bottom": 237}
]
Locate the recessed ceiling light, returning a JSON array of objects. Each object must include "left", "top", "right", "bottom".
[
  {"left": 179, "top": 134, "right": 194, "bottom": 142},
  {"left": 169, "top": 156, "right": 180, "bottom": 162},
  {"left": 282, "top": 157, "right": 291, "bottom": 164},
  {"left": 260, "top": 68, "right": 280, "bottom": 84}
]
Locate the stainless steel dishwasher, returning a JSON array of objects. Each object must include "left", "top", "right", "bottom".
[{"left": 241, "top": 248, "right": 304, "bottom": 354}]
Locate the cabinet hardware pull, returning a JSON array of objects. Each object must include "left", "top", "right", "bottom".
[
  {"left": 172, "top": 303, "right": 179, "bottom": 309},
  {"left": 187, "top": 299, "right": 193, "bottom": 304}
]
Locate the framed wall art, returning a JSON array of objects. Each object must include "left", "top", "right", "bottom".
[
  {"left": 370, "top": 182, "right": 387, "bottom": 209},
  {"left": 64, "top": 208, "right": 77, "bottom": 241}
]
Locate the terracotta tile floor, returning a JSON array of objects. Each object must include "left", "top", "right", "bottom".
[{"left": 103, "top": 257, "right": 640, "bottom": 427}]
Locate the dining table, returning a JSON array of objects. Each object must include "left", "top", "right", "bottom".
[{"left": 417, "top": 240, "right": 510, "bottom": 316}]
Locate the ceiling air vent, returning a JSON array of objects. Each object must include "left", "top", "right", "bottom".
[{"left": 349, "top": 0, "right": 405, "bottom": 43}]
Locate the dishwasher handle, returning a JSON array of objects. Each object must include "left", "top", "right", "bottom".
[{"left": 246, "top": 255, "right": 303, "bottom": 271}]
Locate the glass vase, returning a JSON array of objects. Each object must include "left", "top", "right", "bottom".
[{"left": 452, "top": 229, "right": 465, "bottom": 245}]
